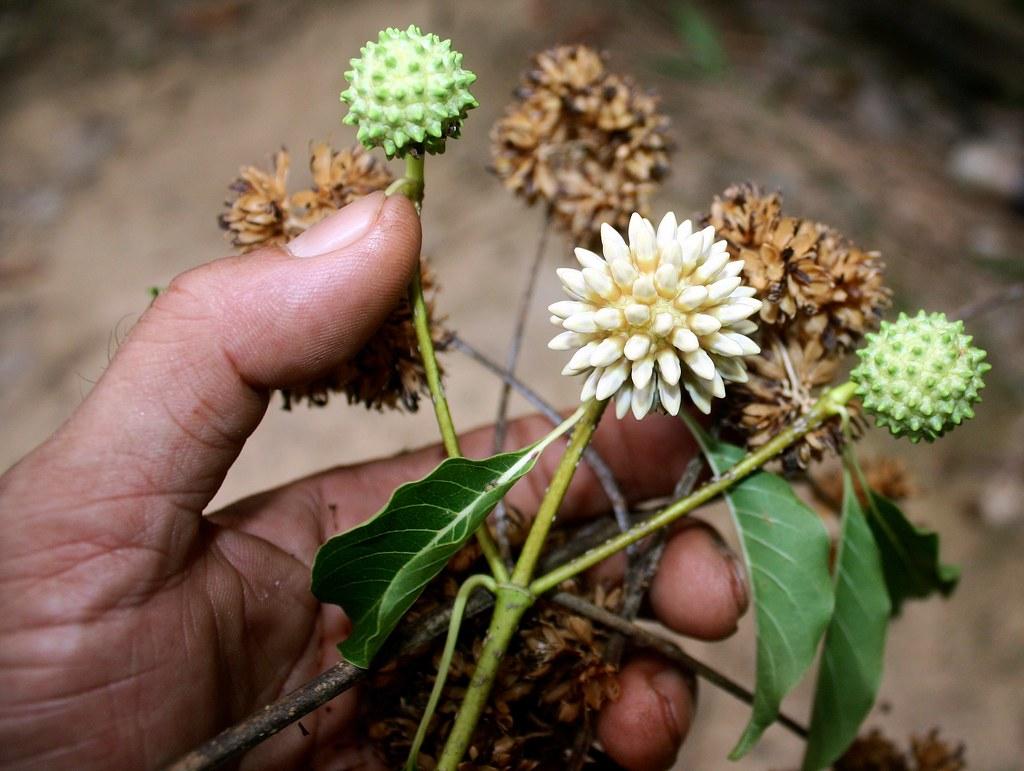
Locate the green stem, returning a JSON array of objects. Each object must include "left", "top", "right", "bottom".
[
  {"left": 435, "top": 399, "right": 606, "bottom": 768},
  {"left": 529, "top": 381, "right": 857, "bottom": 595},
  {"left": 405, "top": 573, "right": 496, "bottom": 771},
  {"left": 435, "top": 584, "right": 534, "bottom": 771},
  {"left": 401, "top": 154, "right": 508, "bottom": 582},
  {"left": 511, "top": 398, "right": 607, "bottom": 586}
]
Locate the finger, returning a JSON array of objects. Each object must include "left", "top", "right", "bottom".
[
  {"left": 649, "top": 520, "right": 750, "bottom": 640},
  {"left": 13, "top": 193, "right": 420, "bottom": 526},
  {"left": 596, "top": 656, "right": 694, "bottom": 771},
  {"left": 211, "top": 410, "right": 697, "bottom": 559}
]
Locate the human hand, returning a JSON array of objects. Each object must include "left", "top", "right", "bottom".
[{"left": 0, "top": 192, "right": 748, "bottom": 770}]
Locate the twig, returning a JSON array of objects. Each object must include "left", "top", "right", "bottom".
[
  {"left": 451, "top": 334, "right": 631, "bottom": 533},
  {"left": 492, "top": 211, "right": 552, "bottom": 562},
  {"left": 550, "top": 592, "right": 809, "bottom": 740},
  {"left": 953, "top": 282, "right": 1024, "bottom": 321}
]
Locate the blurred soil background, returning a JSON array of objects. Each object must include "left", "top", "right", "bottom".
[{"left": 1, "top": 0, "right": 1022, "bottom": 768}]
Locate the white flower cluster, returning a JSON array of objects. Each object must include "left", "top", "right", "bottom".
[{"left": 549, "top": 213, "right": 762, "bottom": 418}]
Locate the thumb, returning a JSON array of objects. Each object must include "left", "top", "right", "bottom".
[{"left": 21, "top": 191, "right": 421, "bottom": 516}]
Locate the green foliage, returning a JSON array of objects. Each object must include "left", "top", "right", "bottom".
[
  {"left": 311, "top": 443, "right": 549, "bottom": 668},
  {"left": 864, "top": 490, "right": 960, "bottom": 615},
  {"left": 690, "top": 428, "right": 834, "bottom": 759},
  {"left": 803, "top": 470, "right": 891, "bottom": 771},
  {"left": 852, "top": 311, "right": 989, "bottom": 442},
  {"left": 652, "top": 2, "right": 728, "bottom": 78},
  {"left": 341, "top": 25, "right": 478, "bottom": 158}
]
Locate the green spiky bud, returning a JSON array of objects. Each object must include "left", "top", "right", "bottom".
[
  {"left": 851, "top": 311, "right": 990, "bottom": 443},
  {"left": 340, "top": 25, "right": 478, "bottom": 159}
]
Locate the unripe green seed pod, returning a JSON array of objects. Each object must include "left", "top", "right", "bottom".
[
  {"left": 851, "top": 311, "right": 990, "bottom": 442},
  {"left": 340, "top": 25, "right": 478, "bottom": 158}
]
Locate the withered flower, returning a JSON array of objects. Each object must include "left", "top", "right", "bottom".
[
  {"left": 728, "top": 332, "right": 862, "bottom": 470},
  {"left": 290, "top": 142, "right": 394, "bottom": 229},
  {"left": 819, "top": 456, "right": 915, "bottom": 508},
  {"left": 836, "top": 728, "right": 910, "bottom": 771},
  {"left": 490, "top": 44, "right": 671, "bottom": 246},
  {"left": 221, "top": 142, "right": 447, "bottom": 412},
  {"left": 218, "top": 149, "right": 298, "bottom": 252},
  {"left": 911, "top": 729, "right": 966, "bottom": 771},
  {"left": 706, "top": 183, "right": 889, "bottom": 351}
]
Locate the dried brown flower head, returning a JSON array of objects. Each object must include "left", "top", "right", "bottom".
[
  {"left": 290, "top": 142, "right": 394, "bottom": 229},
  {"left": 220, "top": 142, "right": 446, "bottom": 412},
  {"left": 218, "top": 149, "right": 298, "bottom": 252},
  {"left": 728, "top": 332, "right": 863, "bottom": 470},
  {"left": 836, "top": 728, "right": 910, "bottom": 771},
  {"left": 910, "top": 729, "right": 966, "bottom": 771},
  {"left": 706, "top": 183, "right": 890, "bottom": 352},
  {"left": 834, "top": 728, "right": 966, "bottom": 771},
  {"left": 819, "top": 456, "right": 915, "bottom": 509},
  {"left": 490, "top": 45, "right": 671, "bottom": 246}
]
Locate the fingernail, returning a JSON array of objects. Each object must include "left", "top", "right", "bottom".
[
  {"left": 650, "top": 669, "right": 687, "bottom": 746},
  {"left": 724, "top": 549, "right": 750, "bottom": 616},
  {"left": 287, "top": 191, "right": 385, "bottom": 258}
]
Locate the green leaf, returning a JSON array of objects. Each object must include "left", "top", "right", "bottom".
[
  {"left": 686, "top": 423, "right": 834, "bottom": 759},
  {"left": 311, "top": 424, "right": 570, "bottom": 668},
  {"left": 802, "top": 470, "right": 891, "bottom": 771},
  {"left": 864, "top": 490, "right": 960, "bottom": 615}
]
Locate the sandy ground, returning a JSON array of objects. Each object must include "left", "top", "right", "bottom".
[{"left": 2, "top": 1, "right": 1023, "bottom": 768}]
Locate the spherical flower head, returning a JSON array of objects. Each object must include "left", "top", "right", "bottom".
[
  {"left": 851, "top": 311, "right": 990, "bottom": 443},
  {"left": 549, "top": 213, "right": 763, "bottom": 419},
  {"left": 340, "top": 25, "right": 478, "bottom": 159}
]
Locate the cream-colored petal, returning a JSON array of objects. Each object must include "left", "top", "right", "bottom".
[
  {"left": 711, "top": 370, "right": 726, "bottom": 398},
  {"left": 675, "top": 285, "right": 708, "bottom": 311},
  {"left": 684, "top": 348, "right": 716, "bottom": 381},
  {"left": 689, "top": 313, "right": 722, "bottom": 336},
  {"left": 594, "top": 307, "right": 625, "bottom": 330},
  {"left": 625, "top": 303, "right": 652, "bottom": 325},
  {"left": 705, "top": 331, "right": 744, "bottom": 357},
  {"left": 563, "top": 342, "right": 599, "bottom": 375},
  {"left": 583, "top": 267, "right": 620, "bottom": 300},
  {"left": 549, "top": 300, "right": 591, "bottom": 318},
  {"left": 707, "top": 276, "right": 742, "bottom": 301},
  {"left": 590, "top": 336, "right": 626, "bottom": 367},
  {"left": 574, "top": 247, "right": 607, "bottom": 271},
  {"left": 631, "top": 380, "right": 657, "bottom": 420},
  {"left": 631, "top": 355, "right": 655, "bottom": 389},
  {"left": 711, "top": 303, "right": 757, "bottom": 324},
  {"left": 683, "top": 374, "right": 712, "bottom": 415},
  {"left": 721, "top": 331, "right": 760, "bottom": 355},
  {"left": 601, "top": 223, "right": 630, "bottom": 262},
  {"left": 615, "top": 383, "right": 633, "bottom": 419},
  {"left": 596, "top": 360, "right": 630, "bottom": 400},
  {"left": 632, "top": 275, "right": 658, "bottom": 303},
  {"left": 700, "top": 225, "right": 716, "bottom": 254},
  {"left": 563, "top": 312, "right": 598, "bottom": 333},
  {"left": 657, "top": 211, "right": 678, "bottom": 250},
  {"left": 548, "top": 330, "right": 588, "bottom": 351},
  {"left": 681, "top": 230, "right": 704, "bottom": 269},
  {"left": 580, "top": 367, "right": 603, "bottom": 401},
  {"left": 654, "top": 263, "right": 680, "bottom": 297},
  {"left": 652, "top": 311, "right": 674, "bottom": 337},
  {"left": 610, "top": 258, "right": 638, "bottom": 288},
  {"left": 714, "top": 355, "right": 748, "bottom": 383},
  {"left": 557, "top": 268, "right": 591, "bottom": 300},
  {"left": 676, "top": 218, "right": 694, "bottom": 242},
  {"left": 671, "top": 326, "right": 699, "bottom": 352},
  {"left": 657, "top": 348, "right": 682, "bottom": 385},
  {"left": 694, "top": 250, "right": 729, "bottom": 282},
  {"left": 658, "top": 378, "right": 682, "bottom": 416},
  {"left": 624, "top": 333, "right": 652, "bottom": 361}
]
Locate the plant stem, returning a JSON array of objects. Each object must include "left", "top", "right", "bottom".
[
  {"left": 401, "top": 154, "right": 508, "bottom": 582},
  {"left": 436, "top": 398, "right": 606, "bottom": 768},
  {"left": 435, "top": 584, "right": 534, "bottom": 770},
  {"left": 512, "top": 397, "right": 608, "bottom": 586},
  {"left": 406, "top": 574, "right": 496, "bottom": 770},
  {"left": 529, "top": 382, "right": 857, "bottom": 595}
]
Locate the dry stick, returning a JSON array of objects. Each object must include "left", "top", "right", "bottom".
[
  {"left": 492, "top": 210, "right": 552, "bottom": 562},
  {"left": 550, "top": 592, "right": 809, "bottom": 740},
  {"left": 451, "top": 334, "right": 631, "bottom": 532}
]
